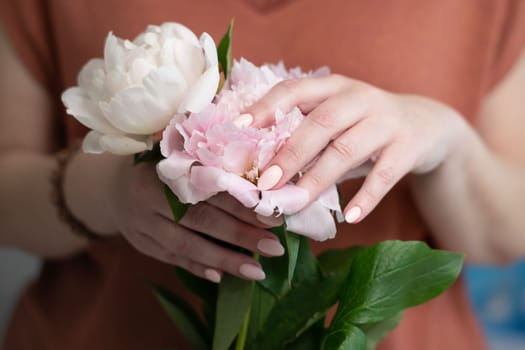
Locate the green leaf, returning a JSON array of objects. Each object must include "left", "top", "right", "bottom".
[
  {"left": 175, "top": 267, "right": 218, "bottom": 329},
  {"left": 164, "top": 186, "right": 190, "bottom": 223},
  {"left": 321, "top": 324, "right": 367, "bottom": 350},
  {"left": 151, "top": 285, "right": 209, "bottom": 350},
  {"left": 251, "top": 270, "right": 347, "bottom": 349},
  {"left": 247, "top": 283, "right": 276, "bottom": 343},
  {"left": 318, "top": 247, "right": 361, "bottom": 278},
  {"left": 134, "top": 142, "right": 163, "bottom": 164},
  {"left": 286, "top": 232, "right": 300, "bottom": 286},
  {"left": 286, "top": 318, "right": 324, "bottom": 350},
  {"left": 291, "top": 235, "right": 321, "bottom": 285},
  {"left": 213, "top": 275, "right": 252, "bottom": 350},
  {"left": 217, "top": 19, "right": 234, "bottom": 80},
  {"left": 362, "top": 312, "right": 403, "bottom": 350},
  {"left": 258, "top": 225, "right": 291, "bottom": 297},
  {"left": 332, "top": 240, "right": 464, "bottom": 325}
]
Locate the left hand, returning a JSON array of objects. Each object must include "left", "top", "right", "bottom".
[{"left": 246, "top": 74, "right": 469, "bottom": 223}]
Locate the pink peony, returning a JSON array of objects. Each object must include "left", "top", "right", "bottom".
[{"left": 157, "top": 59, "right": 340, "bottom": 241}]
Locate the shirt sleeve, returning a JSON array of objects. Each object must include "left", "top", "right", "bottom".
[{"left": 0, "top": 0, "right": 57, "bottom": 93}]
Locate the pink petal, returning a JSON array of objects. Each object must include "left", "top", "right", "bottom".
[
  {"left": 159, "top": 172, "right": 213, "bottom": 204},
  {"left": 285, "top": 200, "right": 337, "bottom": 241},
  {"left": 160, "top": 114, "right": 186, "bottom": 157},
  {"left": 157, "top": 152, "right": 196, "bottom": 181},
  {"left": 190, "top": 166, "right": 259, "bottom": 208},
  {"left": 255, "top": 185, "right": 309, "bottom": 216}
]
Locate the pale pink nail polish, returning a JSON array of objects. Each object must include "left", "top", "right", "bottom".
[
  {"left": 257, "top": 165, "right": 283, "bottom": 190},
  {"left": 345, "top": 206, "right": 362, "bottom": 223},
  {"left": 239, "top": 264, "right": 266, "bottom": 280},
  {"left": 257, "top": 239, "right": 285, "bottom": 256},
  {"left": 204, "top": 269, "right": 222, "bottom": 283},
  {"left": 233, "top": 113, "right": 253, "bottom": 128}
]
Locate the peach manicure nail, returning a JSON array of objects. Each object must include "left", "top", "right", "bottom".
[
  {"left": 204, "top": 269, "right": 222, "bottom": 283},
  {"left": 345, "top": 206, "right": 362, "bottom": 223},
  {"left": 257, "top": 165, "right": 283, "bottom": 190},
  {"left": 233, "top": 113, "right": 253, "bottom": 128},
  {"left": 257, "top": 239, "right": 285, "bottom": 256},
  {"left": 239, "top": 264, "right": 266, "bottom": 280}
]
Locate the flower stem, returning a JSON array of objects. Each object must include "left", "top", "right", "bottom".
[
  {"left": 235, "top": 282, "right": 253, "bottom": 350},
  {"left": 235, "top": 254, "right": 258, "bottom": 350}
]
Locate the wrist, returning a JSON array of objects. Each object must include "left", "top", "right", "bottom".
[{"left": 63, "top": 148, "right": 127, "bottom": 237}]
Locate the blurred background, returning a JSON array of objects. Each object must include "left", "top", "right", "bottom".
[{"left": 1, "top": 249, "right": 525, "bottom": 349}]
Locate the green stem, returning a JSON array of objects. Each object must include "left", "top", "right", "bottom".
[
  {"left": 235, "top": 283, "right": 253, "bottom": 350},
  {"left": 235, "top": 254, "right": 258, "bottom": 350}
]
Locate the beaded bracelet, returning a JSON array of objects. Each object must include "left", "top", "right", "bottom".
[{"left": 51, "top": 144, "right": 104, "bottom": 241}]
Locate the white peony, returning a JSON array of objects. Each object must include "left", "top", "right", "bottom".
[{"left": 62, "top": 22, "right": 220, "bottom": 155}]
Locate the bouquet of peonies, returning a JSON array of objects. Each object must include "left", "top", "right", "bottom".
[{"left": 63, "top": 21, "right": 464, "bottom": 350}]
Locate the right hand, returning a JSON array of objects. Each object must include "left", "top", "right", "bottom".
[{"left": 108, "top": 159, "right": 285, "bottom": 283}]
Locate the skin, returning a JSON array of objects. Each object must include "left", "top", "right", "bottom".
[
  {"left": 247, "top": 55, "right": 525, "bottom": 264},
  {"left": 0, "top": 22, "right": 524, "bottom": 286}
]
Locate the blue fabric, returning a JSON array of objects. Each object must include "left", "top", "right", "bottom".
[{"left": 465, "top": 260, "right": 525, "bottom": 337}]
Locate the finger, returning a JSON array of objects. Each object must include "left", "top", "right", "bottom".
[
  {"left": 343, "top": 143, "right": 415, "bottom": 223},
  {"left": 180, "top": 202, "right": 285, "bottom": 257},
  {"left": 126, "top": 231, "right": 223, "bottom": 283},
  {"left": 296, "top": 119, "right": 392, "bottom": 203},
  {"left": 246, "top": 75, "right": 347, "bottom": 128},
  {"left": 258, "top": 93, "right": 368, "bottom": 191},
  {"left": 152, "top": 219, "right": 267, "bottom": 280},
  {"left": 205, "top": 193, "right": 274, "bottom": 228}
]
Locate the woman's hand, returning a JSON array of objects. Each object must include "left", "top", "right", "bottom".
[
  {"left": 247, "top": 75, "right": 469, "bottom": 223},
  {"left": 107, "top": 159, "right": 284, "bottom": 283}
]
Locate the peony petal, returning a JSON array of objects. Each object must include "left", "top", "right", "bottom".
[
  {"left": 255, "top": 185, "right": 309, "bottom": 216},
  {"left": 82, "top": 131, "right": 105, "bottom": 154},
  {"left": 191, "top": 166, "right": 260, "bottom": 208},
  {"left": 285, "top": 200, "right": 337, "bottom": 241},
  {"left": 143, "top": 65, "right": 188, "bottom": 112},
  {"left": 223, "top": 141, "right": 256, "bottom": 175},
  {"left": 317, "top": 185, "right": 342, "bottom": 212},
  {"left": 77, "top": 58, "right": 106, "bottom": 100},
  {"left": 104, "top": 86, "right": 170, "bottom": 134},
  {"left": 160, "top": 22, "right": 201, "bottom": 47},
  {"left": 157, "top": 151, "right": 196, "bottom": 181},
  {"left": 177, "top": 64, "right": 220, "bottom": 114},
  {"left": 104, "top": 32, "right": 127, "bottom": 71},
  {"left": 168, "top": 37, "right": 205, "bottom": 85},
  {"left": 99, "top": 134, "right": 152, "bottom": 155},
  {"left": 160, "top": 114, "right": 186, "bottom": 157},
  {"left": 62, "top": 87, "right": 121, "bottom": 134},
  {"left": 159, "top": 171, "right": 212, "bottom": 205},
  {"left": 200, "top": 32, "right": 218, "bottom": 68}
]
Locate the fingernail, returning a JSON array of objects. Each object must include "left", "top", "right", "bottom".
[
  {"left": 258, "top": 165, "right": 283, "bottom": 190},
  {"left": 204, "top": 268, "right": 222, "bottom": 283},
  {"left": 256, "top": 214, "right": 284, "bottom": 227},
  {"left": 239, "top": 264, "right": 266, "bottom": 280},
  {"left": 233, "top": 113, "right": 253, "bottom": 128},
  {"left": 345, "top": 206, "right": 362, "bottom": 223},
  {"left": 257, "top": 238, "right": 285, "bottom": 256}
]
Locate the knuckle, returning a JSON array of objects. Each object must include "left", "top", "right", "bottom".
[
  {"left": 304, "top": 171, "right": 325, "bottom": 189},
  {"left": 329, "top": 138, "right": 356, "bottom": 160},
  {"left": 375, "top": 166, "right": 396, "bottom": 187},
  {"left": 172, "top": 235, "right": 191, "bottom": 255},
  {"left": 277, "top": 78, "right": 301, "bottom": 96},
  {"left": 187, "top": 204, "right": 213, "bottom": 230},
  {"left": 361, "top": 186, "right": 378, "bottom": 205},
  {"left": 309, "top": 108, "right": 336, "bottom": 130},
  {"left": 281, "top": 143, "right": 303, "bottom": 164}
]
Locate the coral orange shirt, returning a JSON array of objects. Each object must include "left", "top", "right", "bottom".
[{"left": 1, "top": 0, "right": 525, "bottom": 349}]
